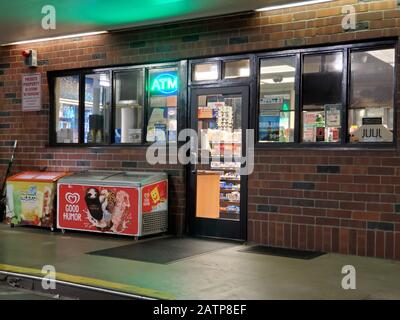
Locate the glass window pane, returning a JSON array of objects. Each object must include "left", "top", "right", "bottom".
[
  {"left": 224, "top": 59, "right": 250, "bottom": 79},
  {"left": 146, "top": 67, "right": 179, "bottom": 143},
  {"left": 302, "top": 52, "right": 343, "bottom": 143},
  {"left": 193, "top": 62, "right": 219, "bottom": 81},
  {"left": 114, "top": 70, "right": 144, "bottom": 144},
  {"left": 259, "top": 56, "right": 296, "bottom": 143},
  {"left": 55, "top": 76, "right": 79, "bottom": 143},
  {"left": 196, "top": 93, "right": 242, "bottom": 221},
  {"left": 84, "top": 73, "right": 111, "bottom": 144},
  {"left": 349, "top": 48, "right": 395, "bottom": 143}
]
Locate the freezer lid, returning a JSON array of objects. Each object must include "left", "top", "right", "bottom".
[
  {"left": 103, "top": 171, "right": 168, "bottom": 186},
  {"left": 57, "top": 170, "right": 123, "bottom": 184},
  {"left": 7, "top": 171, "right": 70, "bottom": 182}
]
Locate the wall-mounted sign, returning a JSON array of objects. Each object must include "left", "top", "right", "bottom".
[
  {"left": 325, "top": 104, "right": 341, "bottom": 127},
  {"left": 260, "top": 94, "right": 290, "bottom": 105},
  {"left": 22, "top": 73, "right": 41, "bottom": 112},
  {"left": 150, "top": 72, "right": 178, "bottom": 95},
  {"left": 198, "top": 107, "right": 214, "bottom": 119},
  {"left": 353, "top": 118, "right": 393, "bottom": 142},
  {"left": 362, "top": 117, "right": 382, "bottom": 125},
  {"left": 259, "top": 115, "right": 280, "bottom": 142}
]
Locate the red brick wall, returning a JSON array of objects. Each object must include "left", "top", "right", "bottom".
[
  {"left": 249, "top": 149, "right": 400, "bottom": 260},
  {"left": 0, "top": 0, "right": 400, "bottom": 256}
]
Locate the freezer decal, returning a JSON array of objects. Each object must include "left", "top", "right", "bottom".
[
  {"left": 142, "top": 180, "right": 168, "bottom": 213},
  {"left": 58, "top": 184, "right": 138, "bottom": 235},
  {"left": 6, "top": 182, "right": 55, "bottom": 228}
]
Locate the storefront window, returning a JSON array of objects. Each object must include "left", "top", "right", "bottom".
[
  {"left": 348, "top": 48, "right": 395, "bottom": 143},
  {"left": 114, "top": 70, "right": 144, "bottom": 144},
  {"left": 193, "top": 62, "right": 219, "bottom": 81},
  {"left": 84, "top": 73, "right": 111, "bottom": 144},
  {"left": 224, "top": 59, "right": 250, "bottom": 79},
  {"left": 55, "top": 76, "right": 79, "bottom": 143},
  {"left": 302, "top": 52, "right": 343, "bottom": 143},
  {"left": 259, "top": 56, "right": 296, "bottom": 143},
  {"left": 146, "top": 67, "right": 179, "bottom": 142}
]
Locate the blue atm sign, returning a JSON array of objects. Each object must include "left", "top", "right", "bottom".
[{"left": 150, "top": 72, "right": 178, "bottom": 95}]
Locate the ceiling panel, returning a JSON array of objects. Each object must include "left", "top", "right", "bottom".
[{"left": 0, "top": 0, "right": 303, "bottom": 45}]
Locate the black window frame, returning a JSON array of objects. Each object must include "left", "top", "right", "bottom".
[
  {"left": 48, "top": 39, "right": 397, "bottom": 149},
  {"left": 255, "top": 39, "right": 397, "bottom": 149},
  {"left": 48, "top": 61, "right": 186, "bottom": 147}
]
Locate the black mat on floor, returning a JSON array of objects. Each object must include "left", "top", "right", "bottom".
[
  {"left": 87, "top": 237, "right": 236, "bottom": 264},
  {"left": 240, "top": 245, "right": 326, "bottom": 260}
]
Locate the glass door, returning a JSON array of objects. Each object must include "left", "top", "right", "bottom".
[{"left": 189, "top": 86, "right": 249, "bottom": 240}]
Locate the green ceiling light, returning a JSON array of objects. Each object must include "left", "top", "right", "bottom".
[{"left": 282, "top": 102, "right": 289, "bottom": 112}]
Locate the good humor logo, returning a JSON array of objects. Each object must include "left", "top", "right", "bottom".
[
  {"left": 146, "top": 129, "right": 255, "bottom": 176},
  {"left": 64, "top": 192, "right": 82, "bottom": 222}
]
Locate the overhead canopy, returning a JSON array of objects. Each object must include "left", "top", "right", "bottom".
[{"left": 0, "top": 0, "right": 310, "bottom": 45}]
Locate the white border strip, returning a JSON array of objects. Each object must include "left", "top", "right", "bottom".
[
  {"left": 256, "top": 0, "right": 333, "bottom": 12},
  {"left": 0, "top": 270, "right": 156, "bottom": 300},
  {"left": 1, "top": 31, "right": 108, "bottom": 47}
]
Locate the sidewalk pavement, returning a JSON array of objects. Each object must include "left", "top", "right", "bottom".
[{"left": 0, "top": 223, "right": 400, "bottom": 300}]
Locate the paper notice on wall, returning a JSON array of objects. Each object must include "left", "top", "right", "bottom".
[
  {"left": 325, "top": 104, "right": 341, "bottom": 127},
  {"left": 303, "top": 113, "right": 317, "bottom": 142},
  {"left": 22, "top": 73, "right": 41, "bottom": 111}
]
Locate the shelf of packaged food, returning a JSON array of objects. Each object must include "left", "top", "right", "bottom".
[
  {"left": 220, "top": 177, "right": 240, "bottom": 181},
  {"left": 220, "top": 188, "right": 240, "bottom": 192},
  {"left": 219, "top": 214, "right": 240, "bottom": 221},
  {"left": 212, "top": 167, "right": 241, "bottom": 171},
  {"left": 220, "top": 199, "right": 240, "bottom": 204},
  {"left": 210, "top": 156, "right": 242, "bottom": 160},
  {"left": 210, "top": 141, "right": 242, "bottom": 144},
  {"left": 220, "top": 210, "right": 240, "bottom": 216}
]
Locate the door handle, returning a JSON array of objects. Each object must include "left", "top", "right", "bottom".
[{"left": 191, "top": 152, "right": 197, "bottom": 173}]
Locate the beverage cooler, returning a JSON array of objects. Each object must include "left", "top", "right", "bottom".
[
  {"left": 57, "top": 171, "right": 168, "bottom": 237},
  {"left": 5, "top": 171, "right": 70, "bottom": 230}
]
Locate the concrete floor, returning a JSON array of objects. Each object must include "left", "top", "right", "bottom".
[
  {"left": 0, "top": 284, "right": 57, "bottom": 300},
  {"left": 0, "top": 223, "right": 400, "bottom": 300}
]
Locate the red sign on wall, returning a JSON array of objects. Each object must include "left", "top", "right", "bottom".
[
  {"left": 58, "top": 184, "right": 139, "bottom": 235},
  {"left": 142, "top": 180, "right": 168, "bottom": 213}
]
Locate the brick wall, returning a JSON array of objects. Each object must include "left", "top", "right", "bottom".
[
  {"left": 0, "top": 0, "right": 400, "bottom": 256},
  {"left": 249, "top": 149, "right": 400, "bottom": 260}
]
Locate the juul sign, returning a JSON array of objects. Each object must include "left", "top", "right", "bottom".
[{"left": 354, "top": 118, "right": 393, "bottom": 142}]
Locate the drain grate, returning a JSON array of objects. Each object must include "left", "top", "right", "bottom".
[{"left": 240, "top": 245, "right": 326, "bottom": 260}]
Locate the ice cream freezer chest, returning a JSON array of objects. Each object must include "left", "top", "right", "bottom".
[
  {"left": 57, "top": 171, "right": 168, "bottom": 237},
  {"left": 6, "top": 171, "right": 70, "bottom": 229}
]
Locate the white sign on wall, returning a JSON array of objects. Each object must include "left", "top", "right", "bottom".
[
  {"left": 353, "top": 124, "right": 393, "bottom": 142},
  {"left": 22, "top": 73, "right": 41, "bottom": 111}
]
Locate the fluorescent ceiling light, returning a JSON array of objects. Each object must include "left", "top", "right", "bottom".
[
  {"left": 261, "top": 77, "right": 295, "bottom": 84},
  {"left": 194, "top": 71, "right": 218, "bottom": 81},
  {"left": 261, "top": 65, "right": 295, "bottom": 74},
  {"left": 1, "top": 31, "right": 108, "bottom": 46},
  {"left": 256, "top": 0, "right": 333, "bottom": 12},
  {"left": 239, "top": 67, "right": 250, "bottom": 77},
  {"left": 99, "top": 74, "right": 111, "bottom": 87},
  {"left": 368, "top": 49, "right": 395, "bottom": 66}
]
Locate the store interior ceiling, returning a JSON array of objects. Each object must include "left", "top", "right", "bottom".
[{"left": 0, "top": 0, "right": 320, "bottom": 45}]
